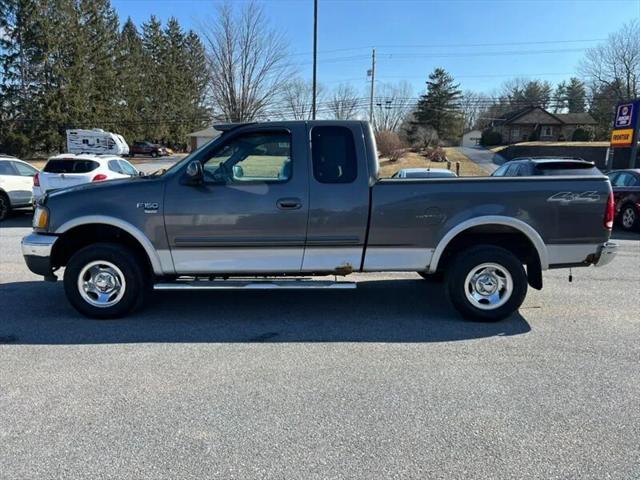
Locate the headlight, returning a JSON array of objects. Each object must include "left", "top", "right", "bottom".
[{"left": 32, "top": 206, "right": 49, "bottom": 230}]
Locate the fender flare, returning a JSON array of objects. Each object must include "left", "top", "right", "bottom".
[
  {"left": 428, "top": 215, "right": 549, "bottom": 272},
  {"left": 55, "top": 215, "right": 165, "bottom": 275}
]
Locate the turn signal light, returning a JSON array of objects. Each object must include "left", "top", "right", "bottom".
[
  {"left": 92, "top": 174, "right": 108, "bottom": 182},
  {"left": 33, "top": 172, "right": 40, "bottom": 187},
  {"left": 32, "top": 207, "right": 49, "bottom": 230},
  {"left": 604, "top": 191, "right": 614, "bottom": 230}
]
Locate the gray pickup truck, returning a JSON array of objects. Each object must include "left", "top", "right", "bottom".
[{"left": 22, "top": 121, "right": 617, "bottom": 321}]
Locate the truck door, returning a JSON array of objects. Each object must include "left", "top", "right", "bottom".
[
  {"left": 163, "top": 124, "right": 310, "bottom": 274},
  {"left": 302, "top": 123, "right": 371, "bottom": 272}
]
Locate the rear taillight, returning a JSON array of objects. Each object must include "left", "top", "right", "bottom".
[
  {"left": 92, "top": 174, "right": 108, "bottom": 182},
  {"left": 604, "top": 191, "right": 614, "bottom": 230},
  {"left": 33, "top": 172, "right": 40, "bottom": 187}
]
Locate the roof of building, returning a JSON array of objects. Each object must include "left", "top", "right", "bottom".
[
  {"left": 554, "top": 112, "right": 597, "bottom": 125},
  {"left": 187, "top": 127, "right": 221, "bottom": 138},
  {"left": 494, "top": 106, "right": 596, "bottom": 126}
]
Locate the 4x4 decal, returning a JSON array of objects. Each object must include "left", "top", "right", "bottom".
[{"left": 547, "top": 191, "right": 600, "bottom": 204}]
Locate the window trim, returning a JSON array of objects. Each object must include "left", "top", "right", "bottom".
[
  {"left": 310, "top": 125, "right": 358, "bottom": 184},
  {"left": 202, "top": 128, "right": 293, "bottom": 185}
]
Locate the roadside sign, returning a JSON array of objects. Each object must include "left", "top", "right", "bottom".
[
  {"left": 610, "top": 129, "right": 634, "bottom": 146},
  {"left": 610, "top": 99, "right": 639, "bottom": 155},
  {"left": 614, "top": 103, "right": 634, "bottom": 128}
]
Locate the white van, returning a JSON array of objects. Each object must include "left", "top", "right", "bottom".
[{"left": 66, "top": 129, "right": 130, "bottom": 156}]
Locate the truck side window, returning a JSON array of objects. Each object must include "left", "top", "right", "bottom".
[
  {"left": 204, "top": 131, "right": 292, "bottom": 183},
  {"left": 311, "top": 126, "right": 357, "bottom": 183}
]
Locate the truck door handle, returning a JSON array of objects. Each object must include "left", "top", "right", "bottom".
[{"left": 277, "top": 198, "right": 302, "bottom": 210}]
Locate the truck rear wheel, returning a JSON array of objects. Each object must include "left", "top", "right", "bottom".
[
  {"left": 64, "top": 243, "right": 148, "bottom": 319},
  {"left": 446, "top": 245, "right": 527, "bottom": 322}
]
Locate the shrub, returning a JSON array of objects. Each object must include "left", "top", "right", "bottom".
[
  {"left": 571, "top": 128, "right": 592, "bottom": 141},
  {"left": 376, "top": 130, "right": 405, "bottom": 161},
  {"left": 480, "top": 130, "right": 502, "bottom": 146},
  {"left": 424, "top": 146, "right": 447, "bottom": 162},
  {"left": 0, "top": 131, "right": 31, "bottom": 158}
]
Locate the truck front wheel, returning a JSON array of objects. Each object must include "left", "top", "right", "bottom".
[
  {"left": 64, "top": 243, "right": 148, "bottom": 319},
  {"left": 446, "top": 245, "right": 527, "bottom": 322}
]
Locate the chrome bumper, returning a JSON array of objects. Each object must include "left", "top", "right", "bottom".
[
  {"left": 595, "top": 241, "right": 618, "bottom": 267},
  {"left": 21, "top": 232, "right": 57, "bottom": 257},
  {"left": 22, "top": 233, "right": 58, "bottom": 278}
]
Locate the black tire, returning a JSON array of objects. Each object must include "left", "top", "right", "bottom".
[
  {"left": 129, "top": 152, "right": 134, "bottom": 158},
  {"left": 619, "top": 203, "right": 639, "bottom": 231},
  {"left": 418, "top": 271, "right": 444, "bottom": 282},
  {"left": 445, "top": 245, "right": 527, "bottom": 322},
  {"left": 0, "top": 191, "right": 10, "bottom": 221},
  {"left": 64, "top": 243, "right": 148, "bottom": 319},
  {"left": 151, "top": 151, "right": 158, "bottom": 158}
]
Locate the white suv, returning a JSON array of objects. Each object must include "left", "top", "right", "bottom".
[
  {"left": 33, "top": 154, "right": 140, "bottom": 202},
  {"left": 0, "top": 155, "right": 39, "bottom": 220}
]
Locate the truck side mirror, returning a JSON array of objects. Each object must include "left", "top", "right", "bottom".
[{"left": 185, "top": 160, "right": 204, "bottom": 184}]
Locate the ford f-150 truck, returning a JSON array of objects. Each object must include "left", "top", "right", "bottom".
[{"left": 22, "top": 121, "right": 618, "bottom": 321}]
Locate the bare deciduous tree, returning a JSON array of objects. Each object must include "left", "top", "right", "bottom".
[
  {"left": 278, "top": 77, "right": 324, "bottom": 120},
  {"left": 327, "top": 83, "right": 360, "bottom": 120},
  {"left": 373, "top": 81, "right": 413, "bottom": 132},
  {"left": 199, "top": 1, "right": 293, "bottom": 122},
  {"left": 580, "top": 20, "right": 639, "bottom": 101},
  {"left": 458, "top": 90, "right": 490, "bottom": 131}
]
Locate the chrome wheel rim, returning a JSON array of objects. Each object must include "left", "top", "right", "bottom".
[
  {"left": 77, "top": 260, "right": 126, "bottom": 308},
  {"left": 622, "top": 207, "right": 635, "bottom": 229},
  {"left": 464, "top": 262, "right": 513, "bottom": 310}
]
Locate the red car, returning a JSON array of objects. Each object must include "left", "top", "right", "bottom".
[
  {"left": 129, "top": 141, "right": 168, "bottom": 158},
  {"left": 606, "top": 169, "right": 640, "bottom": 231}
]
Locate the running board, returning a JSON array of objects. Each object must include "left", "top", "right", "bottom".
[{"left": 153, "top": 279, "right": 356, "bottom": 290}]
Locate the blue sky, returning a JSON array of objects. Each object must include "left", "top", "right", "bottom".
[{"left": 112, "top": 0, "right": 639, "bottom": 97}]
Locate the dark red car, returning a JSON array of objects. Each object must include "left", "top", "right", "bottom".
[
  {"left": 606, "top": 169, "right": 640, "bottom": 231},
  {"left": 129, "top": 141, "right": 168, "bottom": 158}
]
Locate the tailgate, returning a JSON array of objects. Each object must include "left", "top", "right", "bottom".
[{"left": 41, "top": 172, "right": 90, "bottom": 190}]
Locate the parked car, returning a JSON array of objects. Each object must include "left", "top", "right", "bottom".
[
  {"left": 0, "top": 155, "right": 39, "bottom": 220},
  {"left": 392, "top": 168, "right": 457, "bottom": 179},
  {"left": 32, "top": 154, "right": 140, "bottom": 202},
  {"left": 129, "top": 141, "right": 168, "bottom": 158},
  {"left": 22, "top": 121, "right": 616, "bottom": 321},
  {"left": 606, "top": 169, "right": 640, "bottom": 231},
  {"left": 492, "top": 157, "right": 601, "bottom": 177}
]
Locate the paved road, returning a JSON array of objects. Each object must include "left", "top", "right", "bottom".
[
  {"left": 1, "top": 213, "right": 639, "bottom": 479},
  {"left": 457, "top": 147, "right": 505, "bottom": 174}
]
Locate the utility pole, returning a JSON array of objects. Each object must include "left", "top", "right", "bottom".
[
  {"left": 311, "top": 0, "right": 318, "bottom": 120},
  {"left": 368, "top": 48, "right": 376, "bottom": 126}
]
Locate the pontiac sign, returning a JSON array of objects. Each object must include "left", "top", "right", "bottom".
[{"left": 610, "top": 100, "right": 639, "bottom": 148}]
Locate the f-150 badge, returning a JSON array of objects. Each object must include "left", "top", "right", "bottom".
[{"left": 136, "top": 202, "right": 159, "bottom": 212}]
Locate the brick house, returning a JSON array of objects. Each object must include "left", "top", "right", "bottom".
[{"left": 490, "top": 106, "right": 597, "bottom": 143}]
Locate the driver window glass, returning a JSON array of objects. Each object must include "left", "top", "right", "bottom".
[
  {"left": 506, "top": 164, "right": 520, "bottom": 176},
  {"left": 204, "top": 131, "right": 292, "bottom": 183},
  {"left": 11, "top": 161, "right": 37, "bottom": 176},
  {"left": 493, "top": 164, "right": 508, "bottom": 176}
]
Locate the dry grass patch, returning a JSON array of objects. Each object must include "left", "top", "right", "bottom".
[{"left": 379, "top": 149, "right": 487, "bottom": 178}]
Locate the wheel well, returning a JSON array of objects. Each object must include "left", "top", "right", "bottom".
[
  {"left": 51, "top": 224, "right": 152, "bottom": 274},
  {"left": 437, "top": 225, "right": 543, "bottom": 289}
]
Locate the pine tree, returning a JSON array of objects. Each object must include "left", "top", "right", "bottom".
[
  {"left": 141, "top": 15, "right": 167, "bottom": 142},
  {"left": 76, "top": 0, "right": 120, "bottom": 129},
  {"left": 116, "top": 17, "right": 146, "bottom": 141},
  {"left": 565, "top": 77, "right": 586, "bottom": 113},
  {"left": 410, "top": 68, "right": 462, "bottom": 143}
]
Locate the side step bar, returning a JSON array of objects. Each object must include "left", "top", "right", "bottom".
[{"left": 154, "top": 279, "right": 357, "bottom": 290}]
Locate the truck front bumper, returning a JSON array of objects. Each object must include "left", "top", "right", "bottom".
[
  {"left": 594, "top": 241, "right": 618, "bottom": 267},
  {"left": 21, "top": 233, "right": 58, "bottom": 278}
]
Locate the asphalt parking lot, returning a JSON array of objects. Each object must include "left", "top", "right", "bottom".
[{"left": 1, "top": 211, "right": 639, "bottom": 479}]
